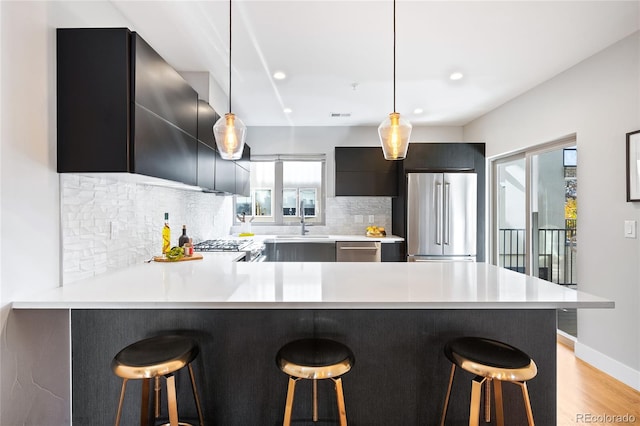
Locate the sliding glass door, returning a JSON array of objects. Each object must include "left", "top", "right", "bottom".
[{"left": 493, "top": 139, "right": 578, "bottom": 337}]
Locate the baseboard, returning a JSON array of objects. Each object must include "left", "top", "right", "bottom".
[
  {"left": 556, "top": 330, "right": 576, "bottom": 349},
  {"left": 574, "top": 341, "right": 640, "bottom": 392}
]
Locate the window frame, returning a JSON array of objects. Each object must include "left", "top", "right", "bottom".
[{"left": 234, "top": 156, "right": 326, "bottom": 226}]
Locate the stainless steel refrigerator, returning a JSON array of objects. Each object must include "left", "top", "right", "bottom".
[{"left": 407, "top": 172, "right": 477, "bottom": 261}]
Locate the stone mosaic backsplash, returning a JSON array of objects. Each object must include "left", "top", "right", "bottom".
[{"left": 60, "top": 174, "right": 392, "bottom": 284}]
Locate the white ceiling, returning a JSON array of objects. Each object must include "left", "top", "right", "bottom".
[{"left": 112, "top": 1, "right": 639, "bottom": 127}]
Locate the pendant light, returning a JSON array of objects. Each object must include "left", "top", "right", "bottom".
[
  {"left": 378, "top": 0, "right": 412, "bottom": 161},
  {"left": 213, "top": 0, "right": 247, "bottom": 160}
]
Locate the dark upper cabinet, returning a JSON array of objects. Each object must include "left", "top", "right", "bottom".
[
  {"left": 134, "top": 35, "right": 198, "bottom": 138},
  {"left": 214, "top": 150, "right": 237, "bottom": 194},
  {"left": 135, "top": 105, "right": 197, "bottom": 185},
  {"left": 402, "top": 143, "right": 480, "bottom": 171},
  {"left": 335, "top": 147, "right": 398, "bottom": 196},
  {"left": 57, "top": 28, "right": 198, "bottom": 186}
]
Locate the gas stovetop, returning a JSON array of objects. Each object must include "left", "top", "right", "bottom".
[{"left": 193, "top": 239, "right": 253, "bottom": 252}]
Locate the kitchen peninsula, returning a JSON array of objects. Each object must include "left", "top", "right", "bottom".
[{"left": 13, "top": 255, "right": 612, "bottom": 425}]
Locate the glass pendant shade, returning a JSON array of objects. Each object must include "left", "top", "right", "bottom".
[
  {"left": 378, "top": 112, "right": 412, "bottom": 160},
  {"left": 213, "top": 112, "right": 246, "bottom": 160}
]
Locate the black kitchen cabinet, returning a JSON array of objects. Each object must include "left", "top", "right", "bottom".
[
  {"left": 235, "top": 164, "right": 250, "bottom": 197},
  {"left": 381, "top": 241, "right": 406, "bottom": 262},
  {"left": 57, "top": 28, "right": 199, "bottom": 186},
  {"left": 335, "top": 147, "right": 398, "bottom": 196},
  {"left": 263, "top": 242, "right": 337, "bottom": 262},
  {"left": 135, "top": 105, "right": 197, "bottom": 185},
  {"left": 214, "top": 150, "right": 237, "bottom": 194},
  {"left": 402, "top": 143, "right": 479, "bottom": 171}
]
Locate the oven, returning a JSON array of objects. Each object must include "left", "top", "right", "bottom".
[{"left": 193, "top": 239, "right": 265, "bottom": 262}]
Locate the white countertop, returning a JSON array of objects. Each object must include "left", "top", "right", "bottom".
[{"left": 12, "top": 253, "right": 613, "bottom": 310}]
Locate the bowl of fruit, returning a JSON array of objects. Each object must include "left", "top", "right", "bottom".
[{"left": 366, "top": 226, "right": 386, "bottom": 237}]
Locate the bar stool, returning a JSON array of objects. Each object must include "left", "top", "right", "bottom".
[
  {"left": 111, "top": 335, "right": 205, "bottom": 426},
  {"left": 440, "top": 336, "right": 537, "bottom": 426},
  {"left": 276, "top": 338, "right": 355, "bottom": 426}
]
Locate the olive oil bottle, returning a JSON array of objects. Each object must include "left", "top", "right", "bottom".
[{"left": 162, "top": 212, "right": 171, "bottom": 254}]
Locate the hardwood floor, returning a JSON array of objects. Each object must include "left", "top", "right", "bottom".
[{"left": 557, "top": 341, "right": 640, "bottom": 425}]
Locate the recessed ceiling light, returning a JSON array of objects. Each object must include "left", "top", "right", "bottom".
[
  {"left": 283, "top": 108, "right": 292, "bottom": 113},
  {"left": 273, "top": 71, "right": 287, "bottom": 80},
  {"left": 413, "top": 108, "right": 424, "bottom": 115},
  {"left": 449, "top": 72, "right": 464, "bottom": 81}
]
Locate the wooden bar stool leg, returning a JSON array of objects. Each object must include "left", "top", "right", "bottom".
[
  {"left": 165, "top": 374, "right": 179, "bottom": 426},
  {"left": 440, "top": 363, "right": 456, "bottom": 426},
  {"left": 140, "top": 378, "right": 151, "bottom": 426},
  {"left": 517, "top": 381, "right": 535, "bottom": 426},
  {"left": 334, "top": 377, "right": 347, "bottom": 426},
  {"left": 115, "top": 378, "right": 128, "bottom": 426},
  {"left": 313, "top": 379, "right": 318, "bottom": 422},
  {"left": 283, "top": 377, "right": 298, "bottom": 426},
  {"left": 188, "top": 363, "right": 205, "bottom": 426},
  {"left": 469, "top": 376, "right": 486, "bottom": 426},
  {"left": 484, "top": 379, "right": 491, "bottom": 423},
  {"left": 493, "top": 380, "right": 504, "bottom": 426},
  {"left": 154, "top": 377, "right": 161, "bottom": 419}
]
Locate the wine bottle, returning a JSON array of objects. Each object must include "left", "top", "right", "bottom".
[
  {"left": 162, "top": 213, "right": 171, "bottom": 254},
  {"left": 178, "top": 225, "right": 189, "bottom": 247}
]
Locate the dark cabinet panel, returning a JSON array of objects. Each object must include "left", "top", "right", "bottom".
[
  {"left": 215, "top": 150, "right": 237, "bottom": 193},
  {"left": 197, "top": 141, "right": 216, "bottom": 190},
  {"left": 335, "top": 171, "right": 398, "bottom": 196},
  {"left": 381, "top": 242, "right": 406, "bottom": 262},
  {"left": 134, "top": 34, "right": 198, "bottom": 138},
  {"left": 134, "top": 105, "right": 197, "bottom": 185},
  {"left": 57, "top": 28, "right": 131, "bottom": 173},
  {"left": 403, "top": 143, "right": 480, "bottom": 171},
  {"left": 235, "top": 165, "right": 250, "bottom": 197},
  {"left": 335, "top": 147, "right": 398, "bottom": 196},
  {"left": 264, "top": 242, "right": 337, "bottom": 262},
  {"left": 197, "top": 100, "right": 217, "bottom": 149}
]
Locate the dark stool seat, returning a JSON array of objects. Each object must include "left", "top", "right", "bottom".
[
  {"left": 276, "top": 338, "right": 355, "bottom": 425},
  {"left": 111, "top": 335, "right": 204, "bottom": 426},
  {"left": 441, "top": 337, "right": 537, "bottom": 426}
]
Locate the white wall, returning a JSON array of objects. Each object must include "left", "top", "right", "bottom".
[
  {"left": 465, "top": 32, "right": 640, "bottom": 390},
  {"left": 0, "top": 2, "right": 138, "bottom": 424}
]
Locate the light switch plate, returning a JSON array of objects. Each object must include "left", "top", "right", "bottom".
[
  {"left": 368, "top": 215, "right": 375, "bottom": 223},
  {"left": 354, "top": 215, "right": 363, "bottom": 224},
  {"left": 624, "top": 220, "right": 636, "bottom": 238}
]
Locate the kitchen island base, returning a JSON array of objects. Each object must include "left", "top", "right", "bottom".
[{"left": 71, "top": 308, "right": 556, "bottom": 425}]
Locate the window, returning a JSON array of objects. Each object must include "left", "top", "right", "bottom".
[{"left": 235, "top": 156, "right": 326, "bottom": 225}]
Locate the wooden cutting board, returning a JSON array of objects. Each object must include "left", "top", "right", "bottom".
[{"left": 153, "top": 253, "right": 203, "bottom": 262}]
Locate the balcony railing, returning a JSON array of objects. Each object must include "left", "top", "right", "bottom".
[{"left": 498, "top": 228, "right": 577, "bottom": 286}]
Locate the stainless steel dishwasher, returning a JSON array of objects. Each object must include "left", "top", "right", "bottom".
[{"left": 336, "top": 241, "right": 381, "bottom": 262}]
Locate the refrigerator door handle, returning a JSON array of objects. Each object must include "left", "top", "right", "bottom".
[
  {"left": 444, "top": 182, "right": 450, "bottom": 245},
  {"left": 436, "top": 182, "right": 443, "bottom": 245}
]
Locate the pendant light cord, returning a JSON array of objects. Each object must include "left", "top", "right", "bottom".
[
  {"left": 393, "top": 0, "right": 396, "bottom": 113},
  {"left": 228, "top": 0, "right": 232, "bottom": 114}
]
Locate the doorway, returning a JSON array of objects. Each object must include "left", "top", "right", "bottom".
[{"left": 492, "top": 137, "right": 578, "bottom": 337}]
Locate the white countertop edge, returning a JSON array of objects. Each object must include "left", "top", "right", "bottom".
[{"left": 12, "top": 300, "right": 614, "bottom": 310}]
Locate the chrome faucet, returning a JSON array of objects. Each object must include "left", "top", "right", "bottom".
[{"left": 300, "top": 200, "right": 310, "bottom": 235}]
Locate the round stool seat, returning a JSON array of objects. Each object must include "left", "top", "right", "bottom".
[
  {"left": 112, "top": 335, "right": 200, "bottom": 380},
  {"left": 276, "top": 338, "right": 354, "bottom": 380},
  {"left": 444, "top": 337, "right": 537, "bottom": 382}
]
